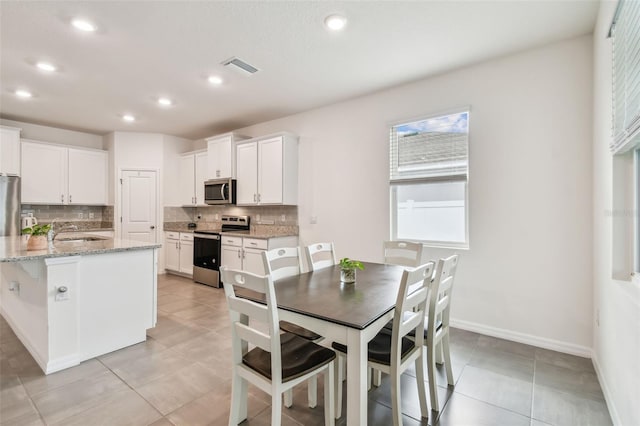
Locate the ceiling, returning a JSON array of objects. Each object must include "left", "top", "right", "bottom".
[{"left": 0, "top": 1, "right": 599, "bottom": 140}]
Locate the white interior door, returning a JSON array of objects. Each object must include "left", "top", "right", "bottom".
[{"left": 121, "top": 170, "right": 157, "bottom": 243}]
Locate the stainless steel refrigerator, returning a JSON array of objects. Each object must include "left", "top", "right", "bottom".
[{"left": 0, "top": 175, "right": 20, "bottom": 237}]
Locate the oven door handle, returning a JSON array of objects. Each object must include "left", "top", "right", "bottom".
[{"left": 194, "top": 234, "right": 220, "bottom": 240}]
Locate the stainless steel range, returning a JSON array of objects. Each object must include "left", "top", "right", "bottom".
[{"left": 192, "top": 215, "right": 250, "bottom": 288}]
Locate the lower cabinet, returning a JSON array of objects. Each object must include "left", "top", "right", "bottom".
[
  {"left": 165, "top": 232, "right": 194, "bottom": 276},
  {"left": 220, "top": 235, "right": 298, "bottom": 276}
]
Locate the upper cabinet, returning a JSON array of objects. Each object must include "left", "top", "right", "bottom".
[
  {"left": 21, "top": 140, "right": 108, "bottom": 205},
  {"left": 205, "top": 132, "right": 247, "bottom": 179},
  {"left": 0, "top": 126, "right": 21, "bottom": 176},
  {"left": 235, "top": 132, "right": 298, "bottom": 206},
  {"left": 178, "top": 150, "right": 208, "bottom": 206}
]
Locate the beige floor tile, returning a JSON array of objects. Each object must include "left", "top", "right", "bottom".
[
  {"left": 0, "top": 377, "right": 42, "bottom": 426},
  {"left": 50, "top": 387, "right": 162, "bottom": 426},
  {"left": 110, "top": 348, "right": 194, "bottom": 388},
  {"left": 157, "top": 298, "right": 204, "bottom": 314},
  {"left": 147, "top": 418, "right": 176, "bottom": 426},
  {"left": 169, "top": 330, "right": 231, "bottom": 365},
  {"left": 146, "top": 315, "right": 210, "bottom": 347},
  {"left": 158, "top": 293, "right": 189, "bottom": 307},
  {"left": 30, "top": 370, "right": 128, "bottom": 424},
  {"left": 136, "top": 362, "right": 228, "bottom": 415},
  {"left": 98, "top": 338, "right": 168, "bottom": 370},
  {"left": 171, "top": 303, "right": 218, "bottom": 321},
  {"left": 21, "top": 359, "right": 108, "bottom": 397}
]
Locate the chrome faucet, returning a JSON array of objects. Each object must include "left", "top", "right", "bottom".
[{"left": 49, "top": 218, "right": 79, "bottom": 241}]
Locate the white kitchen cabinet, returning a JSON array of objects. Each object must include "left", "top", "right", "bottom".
[
  {"left": 0, "top": 126, "right": 21, "bottom": 176},
  {"left": 178, "top": 150, "right": 207, "bottom": 206},
  {"left": 206, "top": 133, "right": 247, "bottom": 179},
  {"left": 21, "top": 140, "right": 107, "bottom": 205},
  {"left": 235, "top": 132, "right": 298, "bottom": 206},
  {"left": 164, "top": 231, "right": 193, "bottom": 276},
  {"left": 220, "top": 234, "right": 298, "bottom": 277}
]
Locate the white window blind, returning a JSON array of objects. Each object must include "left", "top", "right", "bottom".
[
  {"left": 611, "top": 0, "right": 640, "bottom": 154},
  {"left": 389, "top": 111, "right": 469, "bottom": 182}
]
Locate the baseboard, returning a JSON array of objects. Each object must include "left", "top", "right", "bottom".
[
  {"left": 45, "top": 354, "right": 81, "bottom": 374},
  {"left": 591, "top": 351, "right": 622, "bottom": 426},
  {"left": 450, "top": 318, "right": 592, "bottom": 357}
]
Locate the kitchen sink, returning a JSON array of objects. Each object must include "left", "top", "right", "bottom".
[{"left": 55, "top": 236, "right": 109, "bottom": 243}]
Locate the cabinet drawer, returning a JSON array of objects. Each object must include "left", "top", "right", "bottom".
[
  {"left": 221, "top": 236, "right": 242, "bottom": 247},
  {"left": 243, "top": 238, "right": 267, "bottom": 250},
  {"left": 166, "top": 231, "right": 180, "bottom": 240},
  {"left": 180, "top": 233, "right": 194, "bottom": 241}
]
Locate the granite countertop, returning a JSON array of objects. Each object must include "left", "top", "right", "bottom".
[
  {"left": 163, "top": 222, "right": 298, "bottom": 239},
  {"left": 0, "top": 235, "right": 161, "bottom": 263}
]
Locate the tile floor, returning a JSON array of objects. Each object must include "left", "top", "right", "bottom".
[{"left": 1, "top": 274, "right": 612, "bottom": 425}]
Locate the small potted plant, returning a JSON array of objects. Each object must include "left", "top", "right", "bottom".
[
  {"left": 22, "top": 224, "right": 52, "bottom": 250},
  {"left": 339, "top": 257, "right": 364, "bottom": 283}
]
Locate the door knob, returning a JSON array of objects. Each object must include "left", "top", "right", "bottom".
[{"left": 150, "top": 226, "right": 155, "bottom": 230}]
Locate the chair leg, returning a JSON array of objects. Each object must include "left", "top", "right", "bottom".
[
  {"left": 442, "top": 333, "right": 454, "bottom": 386},
  {"left": 324, "top": 362, "right": 336, "bottom": 426},
  {"left": 367, "top": 367, "right": 372, "bottom": 390},
  {"left": 435, "top": 341, "right": 444, "bottom": 365},
  {"left": 308, "top": 376, "right": 318, "bottom": 408},
  {"left": 341, "top": 356, "right": 347, "bottom": 382},
  {"left": 334, "top": 353, "right": 344, "bottom": 419},
  {"left": 272, "top": 389, "right": 282, "bottom": 426},
  {"left": 390, "top": 364, "right": 403, "bottom": 426},
  {"left": 229, "top": 373, "right": 248, "bottom": 425},
  {"left": 414, "top": 349, "right": 429, "bottom": 419},
  {"left": 373, "top": 369, "right": 382, "bottom": 387},
  {"left": 426, "top": 344, "right": 440, "bottom": 412},
  {"left": 284, "top": 389, "right": 293, "bottom": 408}
]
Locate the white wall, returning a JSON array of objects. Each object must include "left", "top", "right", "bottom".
[
  {"left": 0, "top": 118, "right": 103, "bottom": 149},
  {"left": 237, "top": 35, "right": 594, "bottom": 354},
  {"left": 592, "top": 2, "right": 640, "bottom": 425}
]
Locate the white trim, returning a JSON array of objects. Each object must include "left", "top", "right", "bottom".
[
  {"left": 591, "top": 352, "right": 622, "bottom": 426},
  {"left": 450, "top": 318, "right": 592, "bottom": 357},
  {"left": 44, "top": 256, "right": 81, "bottom": 266},
  {"left": 45, "top": 354, "right": 81, "bottom": 374}
]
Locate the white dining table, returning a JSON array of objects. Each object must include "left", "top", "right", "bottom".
[{"left": 240, "top": 261, "right": 405, "bottom": 425}]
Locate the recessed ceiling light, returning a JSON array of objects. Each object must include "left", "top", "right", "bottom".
[
  {"left": 15, "top": 89, "right": 32, "bottom": 98},
  {"left": 36, "top": 62, "right": 57, "bottom": 72},
  {"left": 122, "top": 114, "right": 135, "bottom": 122},
  {"left": 208, "top": 75, "right": 223, "bottom": 85},
  {"left": 158, "top": 97, "right": 173, "bottom": 106},
  {"left": 72, "top": 18, "right": 96, "bottom": 32},
  {"left": 324, "top": 14, "right": 347, "bottom": 31}
]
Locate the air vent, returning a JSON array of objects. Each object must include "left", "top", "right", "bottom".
[{"left": 222, "top": 57, "right": 259, "bottom": 74}]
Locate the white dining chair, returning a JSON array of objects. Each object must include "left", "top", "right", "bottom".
[
  {"left": 262, "top": 247, "right": 323, "bottom": 408},
  {"left": 331, "top": 262, "right": 435, "bottom": 424},
  {"left": 220, "top": 266, "right": 336, "bottom": 426},
  {"left": 383, "top": 240, "right": 424, "bottom": 267},
  {"left": 305, "top": 242, "right": 337, "bottom": 271}
]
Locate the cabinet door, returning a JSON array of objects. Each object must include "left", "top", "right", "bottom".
[
  {"left": 21, "top": 142, "right": 67, "bottom": 204},
  {"left": 178, "top": 154, "right": 195, "bottom": 205},
  {"left": 221, "top": 245, "right": 243, "bottom": 271},
  {"left": 179, "top": 240, "right": 194, "bottom": 275},
  {"left": 0, "top": 127, "right": 21, "bottom": 176},
  {"left": 236, "top": 142, "right": 258, "bottom": 205},
  {"left": 194, "top": 152, "right": 208, "bottom": 205},
  {"left": 68, "top": 148, "right": 108, "bottom": 205},
  {"left": 165, "top": 237, "right": 180, "bottom": 271},
  {"left": 258, "top": 137, "right": 284, "bottom": 204},
  {"left": 216, "top": 136, "right": 233, "bottom": 178},
  {"left": 243, "top": 248, "right": 265, "bottom": 275}
]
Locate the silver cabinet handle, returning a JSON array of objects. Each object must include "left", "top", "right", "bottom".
[
  {"left": 69, "top": 195, "right": 73, "bottom": 203},
  {"left": 250, "top": 242, "right": 257, "bottom": 246},
  {"left": 61, "top": 194, "right": 64, "bottom": 203},
  {"left": 253, "top": 193, "right": 257, "bottom": 202},
  {"left": 257, "top": 194, "right": 261, "bottom": 203},
  {"left": 237, "top": 249, "right": 241, "bottom": 258},
  {"left": 242, "top": 249, "right": 246, "bottom": 259}
]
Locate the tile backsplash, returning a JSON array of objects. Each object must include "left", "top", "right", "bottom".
[
  {"left": 21, "top": 204, "right": 114, "bottom": 227},
  {"left": 164, "top": 205, "right": 298, "bottom": 227}
]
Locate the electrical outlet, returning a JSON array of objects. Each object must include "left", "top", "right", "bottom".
[
  {"left": 256, "top": 214, "right": 261, "bottom": 222},
  {"left": 280, "top": 214, "right": 286, "bottom": 222},
  {"left": 215, "top": 213, "right": 219, "bottom": 220},
  {"left": 88, "top": 212, "right": 95, "bottom": 219},
  {"left": 78, "top": 212, "right": 84, "bottom": 219}
]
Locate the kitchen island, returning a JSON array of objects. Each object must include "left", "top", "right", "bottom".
[{"left": 0, "top": 236, "right": 160, "bottom": 374}]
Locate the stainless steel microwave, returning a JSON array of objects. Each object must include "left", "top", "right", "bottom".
[{"left": 204, "top": 178, "right": 236, "bottom": 205}]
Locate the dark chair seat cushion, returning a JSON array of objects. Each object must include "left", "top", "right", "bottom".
[
  {"left": 331, "top": 329, "right": 415, "bottom": 366},
  {"left": 243, "top": 333, "right": 336, "bottom": 383},
  {"left": 279, "top": 320, "right": 322, "bottom": 341}
]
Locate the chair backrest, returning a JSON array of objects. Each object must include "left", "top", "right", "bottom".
[
  {"left": 262, "top": 247, "right": 303, "bottom": 281},
  {"left": 305, "top": 242, "right": 337, "bottom": 271},
  {"left": 390, "top": 262, "right": 435, "bottom": 363},
  {"left": 220, "top": 266, "right": 283, "bottom": 383},
  {"left": 427, "top": 255, "right": 459, "bottom": 342},
  {"left": 383, "top": 241, "right": 424, "bottom": 268}
]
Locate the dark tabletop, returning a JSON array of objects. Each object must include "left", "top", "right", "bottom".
[{"left": 236, "top": 262, "right": 405, "bottom": 330}]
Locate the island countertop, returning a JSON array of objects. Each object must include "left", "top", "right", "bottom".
[{"left": 0, "top": 235, "right": 161, "bottom": 263}]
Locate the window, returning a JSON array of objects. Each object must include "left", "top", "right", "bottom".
[{"left": 389, "top": 110, "right": 469, "bottom": 247}]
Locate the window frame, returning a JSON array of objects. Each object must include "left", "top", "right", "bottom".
[{"left": 388, "top": 108, "right": 470, "bottom": 249}]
